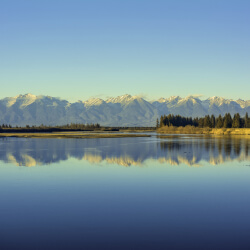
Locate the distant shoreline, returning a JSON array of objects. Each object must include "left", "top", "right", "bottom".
[
  {"left": 0, "top": 132, "right": 151, "bottom": 139},
  {"left": 157, "top": 126, "right": 250, "bottom": 135},
  {"left": 0, "top": 127, "right": 155, "bottom": 133}
]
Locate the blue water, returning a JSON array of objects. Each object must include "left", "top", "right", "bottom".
[{"left": 0, "top": 135, "right": 250, "bottom": 249}]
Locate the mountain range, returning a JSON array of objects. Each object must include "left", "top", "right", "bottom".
[{"left": 0, "top": 94, "right": 250, "bottom": 126}]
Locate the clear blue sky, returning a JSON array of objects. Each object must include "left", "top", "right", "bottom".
[{"left": 1, "top": 0, "right": 250, "bottom": 101}]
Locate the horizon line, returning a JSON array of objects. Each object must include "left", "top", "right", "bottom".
[{"left": 1, "top": 93, "right": 249, "bottom": 103}]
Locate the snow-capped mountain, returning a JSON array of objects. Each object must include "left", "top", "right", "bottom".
[{"left": 0, "top": 94, "right": 249, "bottom": 126}]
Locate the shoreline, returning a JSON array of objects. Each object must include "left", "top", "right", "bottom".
[
  {"left": 0, "top": 132, "right": 151, "bottom": 139},
  {"left": 157, "top": 126, "right": 250, "bottom": 135}
]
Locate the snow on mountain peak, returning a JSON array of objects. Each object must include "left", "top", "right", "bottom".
[
  {"left": 15, "top": 93, "right": 37, "bottom": 99},
  {"left": 3, "top": 93, "right": 37, "bottom": 107},
  {"left": 84, "top": 98, "right": 105, "bottom": 106},
  {"left": 236, "top": 99, "right": 250, "bottom": 108},
  {"left": 207, "top": 96, "right": 231, "bottom": 106},
  {"left": 169, "top": 96, "right": 181, "bottom": 101},
  {"left": 183, "top": 95, "right": 202, "bottom": 104},
  {"left": 208, "top": 96, "right": 224, "bottom": 101},
  {"left": 157, "top": 98, "right": 167, "bottom": 103},
  {"left": 106, "top": 94, "right": 136, "bottom": 104},
  {"left": 17, "top": 93, "right": 37, "bottom": 107},
  {"left": 157, "top": 96, "right": 181, "bottom": 103}
]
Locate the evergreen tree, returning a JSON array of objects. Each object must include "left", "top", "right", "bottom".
[
  {"left": 245, "top": 112, "right": 249, "bottom": 128},
  {"left": 232, "top": 113, "right": 240, "bottom": 128},
  {"left": 211, "top": 115, "right": 215, "bottom": 128},
  {"left": 167, "top": 114, "right": 173, "bottom": 126},
  {"left": 193, "top": 118, "right": 197, "bottom": 127},
  {"left": 160, "top": 116, "right": 164, "bottom": 127},
  {"left": 163, "top": 115, "right": 167, "bottom": 126},
  {"left": 216, "top": 115, "right": 223, "bottom": 128},
  {"left": 155, "top": 113, "right": 249, "bottom": 129},
  {"left": 198, "top": 118, "right": 204, "bottom": 127},
  {"left": 223, "top": 113, "right": 232, "bottom": 128},
  {"left": 156, "top": 118, "right": 159, "bottom": 128},
  {"left": 204, "top": 115, "right": 212, "bottom": 128}
]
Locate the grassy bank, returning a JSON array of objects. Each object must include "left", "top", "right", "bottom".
[
  {"left": 0, "top": 132, "right": 151, "bottom": 139},
  {"left": 157, "top": 125, "right": 250, "bottom": 135},
  {"left": 0, "top": 127, "right": 155, "bottom": 133}
]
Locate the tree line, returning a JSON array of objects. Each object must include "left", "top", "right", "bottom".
[
  {"left": 156, "top": 113, "right": 250, "bottom": 128},
  {"left": 0, "top": 123, "right": 101, "bottom": 130}
]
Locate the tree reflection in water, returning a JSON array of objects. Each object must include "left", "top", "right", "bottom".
[{"left": 0, "top": 136, "right": 250, "bottom": 167}]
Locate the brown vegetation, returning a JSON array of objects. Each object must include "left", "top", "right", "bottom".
[
  {"left": 157, "top": 125, "right": 250, "bottom": 135},
  {"left": 0, "top": 132, "right": 151, "bottom": 139}
]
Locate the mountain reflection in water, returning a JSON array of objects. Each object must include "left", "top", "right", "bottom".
[{"left": 0, "top": 136, "right": 249, "bottom": 167}]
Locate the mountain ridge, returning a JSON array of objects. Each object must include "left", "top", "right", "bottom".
[{"left": 0, "top": 94, "right": 249, "bottom": 126}]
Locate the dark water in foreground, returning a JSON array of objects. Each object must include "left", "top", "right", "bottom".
[{"left": 0, "top": 135, "right": 250, "bottom": 249}]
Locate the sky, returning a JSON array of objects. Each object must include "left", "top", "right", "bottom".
[{"left": 1, "top": 0, "right": 250, "bottom": 102}]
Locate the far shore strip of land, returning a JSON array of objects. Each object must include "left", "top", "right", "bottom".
[
  {"left": 0, "top": 132, "right": 151, "bottom": 139},
  {"left": 157, "top": 126, "right": 250, "bottom": 135}
]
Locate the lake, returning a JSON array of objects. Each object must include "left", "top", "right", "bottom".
[{"left": 0, "top": 134, "right": 250, "bottom": 249}]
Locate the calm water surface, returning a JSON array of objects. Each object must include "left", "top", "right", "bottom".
[{"left": 0, "top": 134, "right": 250, "bottom": 249}]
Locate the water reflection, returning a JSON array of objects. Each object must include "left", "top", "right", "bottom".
[
  {"left": 0, "top": 136, "right": 250, "bottom": 167},
  {"left": 159, "top": 136, "right": 250, "bottom": 166}
]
